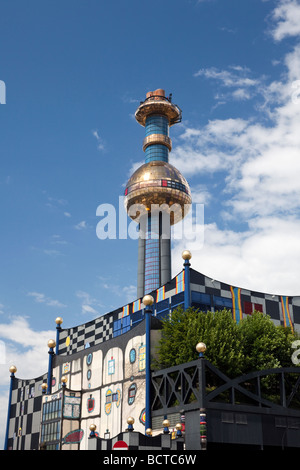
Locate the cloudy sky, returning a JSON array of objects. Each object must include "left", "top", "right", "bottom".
[{"left": 1, "top": 0, "right": 300, "bottom": 447}]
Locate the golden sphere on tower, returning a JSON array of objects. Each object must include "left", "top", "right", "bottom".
[
  {"left": 162, "top": 419, "right": 170, "bottom": 428},
  {"left": 146, "top": 428, "right": 152, "bottom": 436},
  {"left": 124, "top": 161, "right": 192, "bottom": 225},
  {"left": 47, "top": 339, "right": 56, "bottom": 349},
  {"left": 9, "top": 365, "right": 17, "bottom": 374},
  {"left": 127, "top": 417, "right": 135, "bottom": 425},
  {"left": 143, "top": 294, "right": 154, "bottom": 306},
  {"left": 196, "top": 342, "right": 207, "bottom": 353},
  {"left": 182, "top": 250, "right": 192, "bottom": 260},
  {"left": 41, "top": 383, "right": 47, "bottom": 391},
  {"left": 61, "top": 376, "right": 68, "bottom": 384},
  {"left": 89, "top": 424, "right": 97, "bottom": 432},
  {"left": 55, "top": 317, "right": 63, "bottom": 325}
]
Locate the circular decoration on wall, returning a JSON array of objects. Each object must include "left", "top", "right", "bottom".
[
  {"left": 65, "top": 336, "right": 70, "bottom": 347},
  {"left": 86, "top": 353, "right": 93, "bottom": 366},
  {"left": 87, "top": 369, "right": 92, "bottom": 381},
  {"left": 129, "top": 348, "right": 136, "bottom": 364},
  {"left": 139, "top": 408, "right": 146, "bottom": 426}
]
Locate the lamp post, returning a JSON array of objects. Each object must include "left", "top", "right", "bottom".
[
  {"left": 4, "top": 365, "right": 17, "bottom": 450},
  {"left": 143, "top": 294, "right": 154, "bottom": 433}
]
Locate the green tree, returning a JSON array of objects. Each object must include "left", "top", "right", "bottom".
[
  {"left": 154, "top": 307, "right": 299, "bottom": 380},
  {"left": 153, "top": 307, "right": 245, "bottom": 377},
  {"left": 238, "top": 311, "right": 296, "bottom": 373}
]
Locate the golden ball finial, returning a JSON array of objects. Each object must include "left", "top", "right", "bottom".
[
  {"left": 127, "top": 417, "right": 135, "bottom": 425},
  {"left": 47, "top": 339, "right": 56, "bottom": 349},
  {"left": 196, "top": 342, "right": 206, "bottom": 353},
  {"left": 143, "top": 294, "right": 154, "bottom": 306},
  {"left": 163, "top": 419, "right": 170, "bottom": 428},
  {"left": 41, "top": 382, "right": 47, "bottom": 391},
  {"left": 175, "top": 423, "right": 182, "bottom": 431},
  {"left": 182, "top": 250, "right": 192, "bottom": 260},
  {"left": 9, "top": 365, "right": 17, "bottom": 374},
  {"left": 61, "top": 375, "right": 68, "bottom": 384},
  {"left": 55, "top": 317, "right": 63, "bottom": 325},
  {"left": 146, "top": 428, "right": 152, "bottom": 436},
  {"left": 89, "top": 424, "right": 97, "bottom": 432}
]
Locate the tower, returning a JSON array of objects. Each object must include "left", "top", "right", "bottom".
[{"left": 124, "top": 89, "right": 192, "bottom": 298}]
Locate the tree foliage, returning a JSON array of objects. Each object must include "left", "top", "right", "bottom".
[{"left": 153, "top": 307, "right": 299, "bottom": 378}]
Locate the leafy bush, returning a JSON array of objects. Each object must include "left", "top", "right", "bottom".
[{"left": 153, "top": 307, "right": 299, "bottom": 379}]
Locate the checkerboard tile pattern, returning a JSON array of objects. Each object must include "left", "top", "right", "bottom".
[
  {"left": 58, "top": 315, "right": 115, "bottom": 355},
  {"left": 7, "top": 373, "right": 47, "bottom": 450}
]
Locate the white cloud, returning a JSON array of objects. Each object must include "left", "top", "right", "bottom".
[
  {"left": 27, "top": 292, "right": 66, "bottom": 308},
  {"left": 76, "top": 290, "right": 102, "bottom": 315},
  {"left": 92, "top": 129, "right": 105, "bottom": 151},
  {"left": 169, "top": 1, "right": 300, "bottom": 297},
  {"left": 194, "top": 65, "right": 258, "bottom": 88},
  {"left": 0, "top": 316, "right": 53, "bottom": 449},
  {"left": 271, "top": 0, "right": 300, "bottom": 41},
  {"left": 74, "top": 220, "right": 88, "bottom": 230},
  {"left": 172, "top": 216, "right": 300, "bottom": 296}
]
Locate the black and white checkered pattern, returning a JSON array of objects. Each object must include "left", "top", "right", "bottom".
[
  {"left": 7, "top": 373, "right": 47, "bottom": 450},
  {"left": 58, "top": 314, "right": 115, "bottom": 355}
]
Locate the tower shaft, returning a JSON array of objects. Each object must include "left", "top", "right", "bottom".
[{"left": 125, "top": 89, "right": 191, "bottom": 298}]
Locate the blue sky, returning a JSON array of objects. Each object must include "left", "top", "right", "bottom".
[{"left": 1, "top": 0, "right": 300, "bottom": 447}]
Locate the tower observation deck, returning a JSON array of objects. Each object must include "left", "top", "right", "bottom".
[{"left": 124, "top": 89, "right": 192, "bottom": 298}]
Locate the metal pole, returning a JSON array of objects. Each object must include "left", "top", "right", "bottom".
[
  {"left": 4, "top": 366, "right": 17, "bottom": 450},
  {"left": 182, "top": 251, "right": 192, "bottom": 310},
  {"left": 143, "top": 295, "right": 154, "bottom": 432}
]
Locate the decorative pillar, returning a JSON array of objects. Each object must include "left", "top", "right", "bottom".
[
  {"left": 47, "top": 339, "right": 56, "bottom": 395},
  {"left": 163, "top": 417, "right": 170, "bottom": 434},
  {"left": 4, "top": 365, "right": 17, "bottom": 450},
  {"left": 127, "top": 417, "right": 135, "bottom": 432},
  {"left": 196, "top": 342, "right": 207, "bottom": 450},
  {"left": 89, "top": 424, "right": 97, "bottom": 438},
  {"left": 143, "top": 294, "right": 154, "bottom": 433},
  {"left": 182, "top": 250, "right": 192, "bottom": 310},
  {"left": 55, "top": 317, "right": 63, "bottom": 355}
]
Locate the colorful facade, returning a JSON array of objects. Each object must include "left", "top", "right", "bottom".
[
  {"left": 4, "top": 89, "right": 300, "bottom": 450},
  {"left": 5, "top": 258, "right": 300, "bottom": 450}
]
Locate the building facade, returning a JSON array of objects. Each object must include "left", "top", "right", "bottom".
[
  {"left": 5, "top": 256, "right": 300, "bottom": 450},
  {"left": 4, "top": 90, "right": 300, "bottom": 450}
]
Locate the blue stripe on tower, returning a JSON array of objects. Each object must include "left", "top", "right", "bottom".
[{"left": 145, "top": 115, "right": 169, "bottom": 163}]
